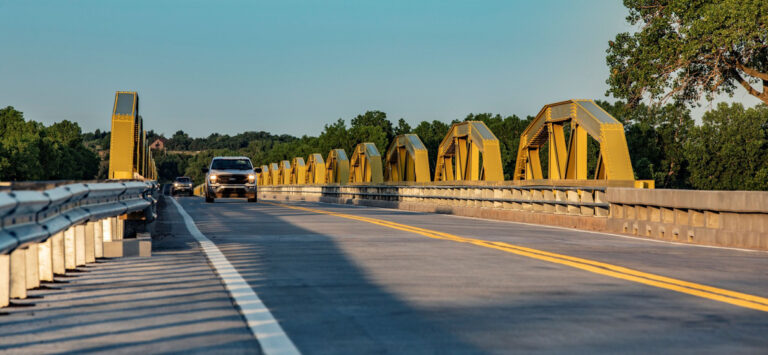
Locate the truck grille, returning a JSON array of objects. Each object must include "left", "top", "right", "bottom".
[{"left": 218, "top": 174, "right": 248, "bottom": 184}]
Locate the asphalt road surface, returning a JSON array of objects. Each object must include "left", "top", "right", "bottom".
[{"left": 173, "top": 196, "right": 768, "bottom": 354}]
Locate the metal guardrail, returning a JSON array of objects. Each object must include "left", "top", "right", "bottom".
[{"left": 0, "top": 181, "right": 158, "bottom": 255}]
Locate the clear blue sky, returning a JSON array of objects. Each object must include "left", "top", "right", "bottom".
[{"left": 0, "top": 0, "right": 729, "bottom": 138}]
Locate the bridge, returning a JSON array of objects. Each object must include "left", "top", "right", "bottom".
[{"left": 0, "top": 92, "right": 767, "bottom": 353}]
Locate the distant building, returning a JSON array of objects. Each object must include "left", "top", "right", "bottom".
[{"left": 149, "top": 138, "right": 166, "bottom": 150}]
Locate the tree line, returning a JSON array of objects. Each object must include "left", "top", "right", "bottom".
[{"left": 0, "top": 106, "right": 100, "bottom": 181}]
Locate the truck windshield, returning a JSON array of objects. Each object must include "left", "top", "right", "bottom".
[
  {"left": 211, "top": 159, "right": 253, "bottom": 170},
  {"left": 176, "top": 177, "right": 191, "bottom": 183}
]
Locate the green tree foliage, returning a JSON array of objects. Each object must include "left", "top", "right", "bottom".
[
  {"left": 607, "top": 0, "right": 768, "bottom": 106},
  {"left": 0, "top": 106, "right": 99, "bottom": 181},
  {"left": 412, "top": 120, "right": 450, "bottom": 176},
  {"left": 684, "top": 103, "right": 768, "bottom": 190}
]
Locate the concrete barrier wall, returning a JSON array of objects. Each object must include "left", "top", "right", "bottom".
[{"left": 259, "top": 185, "right": 768, "bottom": 251}]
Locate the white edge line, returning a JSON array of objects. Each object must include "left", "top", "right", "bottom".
[
  {"left": 277, "top": 198, "right": 765, "bottom": 254},
  {"left": 169, "top": 197, "right": 300, "bottom": 355}
]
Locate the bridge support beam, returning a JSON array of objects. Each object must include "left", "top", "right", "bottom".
[{"left": 85, "top": 221, "right": 96, "bottom": 264}]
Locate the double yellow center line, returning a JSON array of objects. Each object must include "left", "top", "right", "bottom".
[{"left": 264, "top": 202, "right": 768, "bottom": 312}]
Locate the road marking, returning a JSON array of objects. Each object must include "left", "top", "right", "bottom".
[
  {"left": 265, "top": 201, "right": 768, "bottom": 313},
  {"left": 169, "top": 198, "right": 300, "bottom": 355}
]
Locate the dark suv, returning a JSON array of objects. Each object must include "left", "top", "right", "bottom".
[
  {"left": 171, "top": 176, "right": 193, "bottom": 195},
  {"left": 202, "top": 156, "right": 259, "bottom": 203}
]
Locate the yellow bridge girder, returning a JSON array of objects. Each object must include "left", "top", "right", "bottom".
[
  {"left": 269, "top": 163, "right": 279, "bottom": 185},
  {"left": 513, "top": 99, "right": 636, "bottom": 182},
  {"left": 384, "top": 134, "right": 431, "bottom": 183},
  {"left": 306, "top": 153, "right": 326, "bottom": 184},
  {"left": 278, "top": 160, "right": 292, "bottom": 185},
  {"left": 258, "top": 165, "right": 270, "bottom": 186},
  {"left": 108, "top": 91, "right": 157, "bottom": 180},
  {"left": 325, "top": 149, "right": 350, "bottom": 184},
  {"left": 434, "top": 121, "right": 504, "bottom": 182},
  {"left": 290, "top": 157, "right": 307, "bottom": 185},
  {"left": 349, "top": 143, "right": 384, "bottom": 184}
]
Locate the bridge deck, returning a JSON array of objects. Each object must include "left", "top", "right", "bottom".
[{"left": 3, "top": 196, "right": 767, "bottom": 354}]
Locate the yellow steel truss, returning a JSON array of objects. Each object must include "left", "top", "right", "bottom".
[
  {"left": 305, "top": 153, "right": 326, "bottom": 184},
  {"left": 290, "top": 157, "right": 307, "bottom": 185},
  {"left": 349, "top": 143, "right": 384, "bottom": 184},
  {"left": 434, "top": 121, "right": 504, "bottom": 182},
  {"left": 258, "top": 165, "right": 270, "bottom": 186},
  {"left": 325, "top": 149, "right": 350, "bottom": 184},
  {"left": 384, "top": 134, "right": 431, "bottom": 182},
  {"left": 107, "top": 91, "right": 157, "bottom": 180},
  {"left": 278, "top": 160, "right": 291, "bottom": 185},
  {"left": 513, "top": 100, "right": 635, "bottom": 182},
  {"left": 269, "top": 163, "right": 279, "bottom": 185}
]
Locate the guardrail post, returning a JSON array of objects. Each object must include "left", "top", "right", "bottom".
[
  {"left": 85, "top": 221, "right": 96, "bottom": 263},
  {"left": 25, "top": 244, "right": 40, "bottom": 289},
  {"left": 51, "top": 231, "right": 65, "bottom": 275},
  {"left": 64, "top": 227, "right": 76, "bottom": 270},
  {"left": 75, "top": 224, "right": 86, "bottom": 266},
  {"left": 103, "top": 217, "right": 114, "bottom": 242},
  {"left": 38, "top": 239, "right": 54, "bottom": 282},
  {"left": 9, "top": 248, "right": 26, "bottom": 299},
  {"left": 0, "top": 254, "right": 9, "bottom": 307},
  {"left": 94, "top": 219, "right": 104, "bottom": 258}
]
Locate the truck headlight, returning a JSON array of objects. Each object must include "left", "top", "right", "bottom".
[
  {"left": 248, "top": 174, "right": 256, "bottom": 183},
  {"left": 209, "top": 175, "right": 218, "bottom": 183}
]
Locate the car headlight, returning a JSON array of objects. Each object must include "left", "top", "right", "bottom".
[
  {"left": 248, "top": 174, "right": 256, "bottom": 183},
  {"left": 173, "top": 183, "right": 179, "bottom": 187},
  {"left": 209, "top": 175, "right": 218, "bottom": 183}
]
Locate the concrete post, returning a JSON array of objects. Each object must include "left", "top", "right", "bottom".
[
  {"left": 94, "top": 219, "right": 104, "bottom": 258},
  {"left": 9, "top": 248, "right": 26, "bottom": 299},
  {"left": 116, "top": 217, "right": 124, "bottom": 240},
  {"left": 103, "top": 217, "right": 113, "bottom": 242},
  {"left": 85, "top": 221, "right": 96, "bottom": 263},
  {"left": 25, "top": 243, "right": 40, "bottom": 289},
  {"left": 51, "top": 232, "right": 65, "bottom": 275},
  {"left": 0, "top": 254, "right": 9, "bottom": 307},
  {"left": 64, "top": 227, "right": 76, "bottom": 270},
  {"left": 38, "top": 238, "right": 54, "bottom": 282},
  {"left": 75, "top": 224, "right": 86, "bottom": 266}
]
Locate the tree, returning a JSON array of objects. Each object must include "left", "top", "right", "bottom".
[
  {"left": 394, "top": 118, "right": 412, "bottom": 136},
  {"left": 351, "top": 111, "right": 394, "bottom": 143},
  {"left": 607, "top": 0, "right": 768, "bottom": 106},
  {"left": 684, "top": 103, "right": 768, "bottom": 190}
]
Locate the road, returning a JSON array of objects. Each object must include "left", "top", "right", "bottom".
[{"left": 171, "top": 196, "right": 768, "bottom": 354}]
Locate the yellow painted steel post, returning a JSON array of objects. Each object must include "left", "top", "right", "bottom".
[
  {"left": 108, "top": 92, "right": 139, "bottom": 179},
  {"left": 548, "top": 123, "right": 567, "bottom": 180},
  {"left": 565, "top": 124, "right": 588, "bottom": 180},
  {"left": 349, "top": 143, "right": 383, "bottom": 184}
]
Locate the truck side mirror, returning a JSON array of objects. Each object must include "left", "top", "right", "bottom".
[
  {"left": 201, "top": 168, "right": 209, "bottom": 173},
  {"left": 253, "top": 167, "right": 262, "bottom": 173}
]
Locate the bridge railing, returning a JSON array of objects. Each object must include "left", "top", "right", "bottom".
[{"left": 0, "top": 181, "right": 158, "bottom": 308}]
